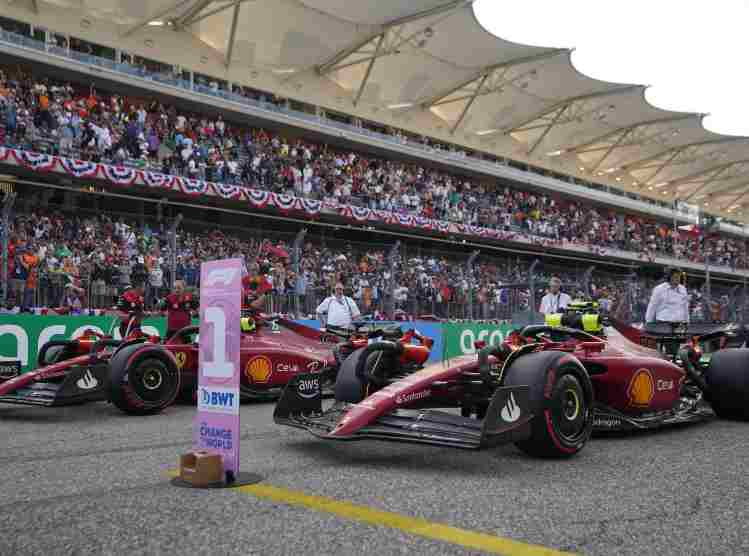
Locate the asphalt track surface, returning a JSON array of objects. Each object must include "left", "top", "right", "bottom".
[{"left": 0, "top": 399, "right": 747, "bottom": 556}]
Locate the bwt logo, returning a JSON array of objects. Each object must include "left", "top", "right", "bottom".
[
  {"left": 204, "top": 268, "right": 238, "bottom": 287},
  {"left": 198, "top": 386, "right": 239, "bottom": 414}
]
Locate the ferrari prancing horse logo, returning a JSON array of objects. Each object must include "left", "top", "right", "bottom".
[{"left": 175, "top": 352, "right": 187, "bottom": 369}]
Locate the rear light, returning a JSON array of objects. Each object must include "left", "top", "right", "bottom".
[{"left": 474, "top": 341, "right": 486, "bottom": 350}]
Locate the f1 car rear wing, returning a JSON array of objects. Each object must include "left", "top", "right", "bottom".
[{"left": 274, "top": 374, "right": 533, "bottom": 450}]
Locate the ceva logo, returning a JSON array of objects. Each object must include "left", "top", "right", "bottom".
[
  {"left": 204, "top": 268, "right": 238, "bottom": 287},
  {"left": 198, "top": 386, "right": 239, "bottom": 414}
]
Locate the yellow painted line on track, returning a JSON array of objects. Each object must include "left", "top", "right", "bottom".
[
  {"left": 238, "top": 482, "right": 575, "bottom": 556},
  {"left": 166, "top": 469, "right": 573, "bottom": 555}
]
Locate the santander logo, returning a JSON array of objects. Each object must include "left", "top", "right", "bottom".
[
  {"left": 395, "top": 390, "right": 430, "bottom": 405},
  {"left": 500, "top": 392, "right": 521, "bottom": 423}
]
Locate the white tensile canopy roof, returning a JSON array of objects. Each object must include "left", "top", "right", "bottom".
[{"left": 10, "top": 0, "right": 749, "bottom": 220}]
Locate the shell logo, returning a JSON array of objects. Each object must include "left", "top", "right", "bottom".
[
  {"left": 628, "top": 368, "right": 655, "bottom": 408},
  {"left": 245, "top": 355, "right": 272, "bottom": 384}
]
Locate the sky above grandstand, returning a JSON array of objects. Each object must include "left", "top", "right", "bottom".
[{"left": 474, "top": 0, "right": 749, "bottom": 138}]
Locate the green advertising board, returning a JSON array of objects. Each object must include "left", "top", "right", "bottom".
[
  {"left": 440, "top": 321, "right": 515, "bottom": 360},
  {"left": 0, "top": 315, "right": 175, "bottom": 372}
]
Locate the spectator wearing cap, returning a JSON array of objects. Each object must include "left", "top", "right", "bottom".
[{"left": 539, "top": 276, "right": 571, "bottom": 315}]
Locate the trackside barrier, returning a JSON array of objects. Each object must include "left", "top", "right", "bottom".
[{"left": 0, "top": 316, "right": 517, "bottom": 373}]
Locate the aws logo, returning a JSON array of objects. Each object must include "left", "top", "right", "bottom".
[{"left": 627, "top": 368, "right": 655, "bottom": 408}]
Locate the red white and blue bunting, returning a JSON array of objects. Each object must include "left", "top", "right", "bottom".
[
  {"left": 0, "top": 147, "right": 569, "bottom": 253},
  {"left": 142, "top": 172, "right": 174, "bottom": 189},
  {"left": 59, "top": 158, "right": 99, "bottom": 178},
  {"left": 211, "top": 182, "right": 242, "bottom": 199},
  {"left": 102, "top": 165, "right": 138, "bottom": 185},
  {"left": 247, "top": 189, "right": 271, "bottom": 208},
  {"left": 12, "top": 150, "right": 57, "bottom": 172}
]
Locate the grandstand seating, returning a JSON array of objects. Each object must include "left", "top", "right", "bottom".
[{"left": 1, "top": 64, "right": 747, "bottom": 274}]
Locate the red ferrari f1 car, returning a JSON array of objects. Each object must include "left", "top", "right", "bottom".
[
  {"left": 0, "top": 314, "right": 432, "bottom": 416},
  {"left": 274, "top": 307, "right": 749, "bottom": 458}
]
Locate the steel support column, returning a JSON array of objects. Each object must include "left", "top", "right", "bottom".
[
  {"left": 169, "top": 213, "right": 183, "bottom": 290},
  {"left": 1, "top": 193, "right": 16, "bottom": 305}
]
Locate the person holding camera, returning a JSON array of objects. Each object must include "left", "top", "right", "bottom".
[{"left": 316, "top": 282, "right": 361, "bottom": 330}]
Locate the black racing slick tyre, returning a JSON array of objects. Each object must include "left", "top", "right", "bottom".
[
  {"left": 109, "top": 349, "right": 181, "bottom": 416},
  {"left": 502, "top": 351, "right": 594, "bottom": 458},
  {"left": 704, "top": 349, "right": 749, "bottom": 420}
]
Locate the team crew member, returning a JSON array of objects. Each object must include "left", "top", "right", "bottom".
[
  {"left": 159, "top": 280, "right": 197, "bottom": 339},
  {"left": 242, "top": 265, "right": 272, "bottom": 311},
  {"left": 316, "top": 282, "right": 361, "bottom": 329},
  {"left": 116, "top": 281, "right": 146, "bottom": 338},
  {"left": 539, "top": 276, "right": 572, "bottom": 315},
  {"left": 646, "top": 268, "right": 689, "bottom": 324}
]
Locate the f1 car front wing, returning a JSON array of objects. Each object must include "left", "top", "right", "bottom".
[{"left": 274, "top": 374, "right": 533, "bottom": 450}]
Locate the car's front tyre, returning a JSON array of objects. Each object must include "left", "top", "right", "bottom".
[{"left": 503, "top": 351, "right": 594, "bottom": 458}]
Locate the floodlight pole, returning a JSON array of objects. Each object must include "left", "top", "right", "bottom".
[{"left": 1, "top": 193, "right": 15, "bottom": 305}]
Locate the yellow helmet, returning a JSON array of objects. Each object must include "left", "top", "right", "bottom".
[{"left": 240, "top": 317, "right": 256, "bottom": 332}]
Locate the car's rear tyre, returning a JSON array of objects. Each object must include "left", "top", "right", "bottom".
[
  {"left": 703, "top": 348, "right": 749, "bottom": 420},
  {"left": 334, "top": 344, "right": 401, "bottom": 403},
  {"left": 502, "top": 351, "right": 594, "bottom": 458},
  {"left": 110, "top": 354, "right": 181, "bottom": 415}
]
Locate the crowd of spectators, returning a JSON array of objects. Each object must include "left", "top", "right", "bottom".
[
  {"left": 3, "top": 198, "right": 739, "bottom": 324},
  {"left": 0, "top": 65, "right": 747, "bottom": 272},
  {"left": 3, "top": 200, "right": 642, "bottom": 321}
]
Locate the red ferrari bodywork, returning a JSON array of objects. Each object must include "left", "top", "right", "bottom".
[
  {"left": 163, "top": 317, "right": 339, "bottom": 398},
  {"left": 274, "top": 320, "right": 709, "bottom": 450}
]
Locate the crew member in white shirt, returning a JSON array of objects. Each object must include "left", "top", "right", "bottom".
[
  {"left": 316, "top": 282, "right": 361, "bottom": 330},
  {"left": 539, "top": 276, "right": 572, "bottom": 315},
  {"left": 645, "top": 268, "right": 689, "bottom": 324}
]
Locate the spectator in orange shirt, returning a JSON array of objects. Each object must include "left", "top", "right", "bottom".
[{"left": 20, "top": 245, "right": 39, "bottom": 310}]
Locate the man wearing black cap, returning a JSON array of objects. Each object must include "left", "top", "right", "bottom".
[{"left": 645, "top": 267, "right": 689, "bottom": 325}]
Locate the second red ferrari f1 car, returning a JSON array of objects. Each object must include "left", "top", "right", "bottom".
[
  {"left": 0, "top": 314, "right": 432, "bottom": 416},
  {"left": 274, "top": 305, "right": 749, "bottom": 458}
]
